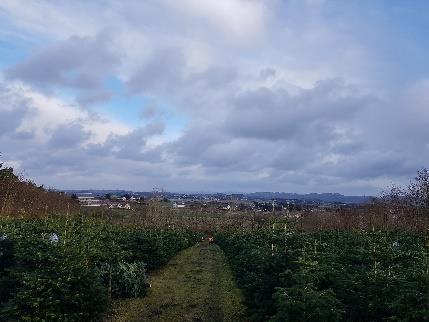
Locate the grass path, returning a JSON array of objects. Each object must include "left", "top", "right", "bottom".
[{"left": 109, "top": 242, "right": 246, "bottom": 322}]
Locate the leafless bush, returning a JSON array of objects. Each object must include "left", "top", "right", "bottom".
[{"left": 0, "top": 163, "right": 79, "bottom": 217}]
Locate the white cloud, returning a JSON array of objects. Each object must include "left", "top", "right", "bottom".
[
  {"left": 164, "top": 0, "right": 268, "bottom": 42},
  {"left": 3, "top": 81, "right": 129, "bottom": 144}
]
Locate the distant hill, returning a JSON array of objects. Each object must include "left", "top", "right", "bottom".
[{"left": 246, "top": 192, "right": 372, "bottom": 204}]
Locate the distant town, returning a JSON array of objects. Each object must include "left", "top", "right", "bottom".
[{"left": 64, "top": 189, "right": 372, "bottom": 212}]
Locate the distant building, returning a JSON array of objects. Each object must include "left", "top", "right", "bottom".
[
  {"left": 221, "top": 204, "right": 231, "bottom": 211},
  {"left": 77, "top": 195, "right": 94, "bottom": 202},
  {"left": 77, "top": 194, "right": 103, "bottom": 207},
  {"left": 173, "top": 202, "right": 186, "bottom": 208},
  {"left": 109, "top": 203, "right": 131, "bottom": 210}
]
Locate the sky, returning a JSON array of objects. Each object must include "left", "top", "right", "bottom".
[{"left": 0, "top": 0, "right": 429, "bottom": 195}]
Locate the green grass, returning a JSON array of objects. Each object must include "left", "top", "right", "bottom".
[{"left": 109, "top": 242, "right": 246, "bottom": 322}]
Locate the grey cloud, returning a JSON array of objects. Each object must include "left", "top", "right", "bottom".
[
  {"left": 269, "top": 143, "right": 321, "bottom": 172},
  {"left": 32, "top": 149, "right": 92, "bottom": 174},
  {"left": 141, "top": 106, "right": 158, "bottom": 119},
  {"left": 331, "top": 140, "right": 365, "bottom": 155},
  {"left": 127, "top": 47, "right": 186, "bottom": 95},
  {"left": 126, "top": 47, "right": 239, "bottom": 109},
  {"left": 87, "top": 122, "right": 165, "bottom": 161},
  {"left": 259, "top": 67, "right": 276, "bottom": 80},
  {"left": 2, "top": 69, "right": 425, "bottom": 194},
  {"left": 77, "top": 90, "right": 113, "bottom": 106},
  {"left": 225, "top": 79, "right": 368, "bottom": 143},
  {"left": 13, "top": 131, "right": 35, "bottom": 140},
  {"left": 141, "top": 104, "right": 159, "bottom": 119},
  {"left": 0, "top": 107, "right": 28, "bottom": 135},
  {"left": 139, "top": 148, "right": 164, "bottom": 163},
  {"left": 0, "top": 85, "right": 31, "bottom": 135},
  {"left": 165, "top": 123, "right": 230, "bottom": 166},
  {"left": 309, "top": 150, "right": 422, "bottom": 180},
  {"left": 200, "top": 140, "right": 279, "bottom": 173},
  {"left": 158, "top": 76, "right": 428, "bottom": 192},
  {"left": 5, "top": 30, "right": 119, "bottom": 104},
  {"left": 189, "top": 67, "right": 238, "bottom": 89},
  {"left": 48, "top": 123, "right": 91, "bottom": 148}
]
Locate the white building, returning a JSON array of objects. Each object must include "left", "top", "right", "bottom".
[{"left": 173, "top": 202, "right": 186, "bottom": 208}]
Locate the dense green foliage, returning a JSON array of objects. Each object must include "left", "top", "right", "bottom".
[
  {"left": 0, "top": 216, "right": 201, "bottom": 321},
  {"left": 108, "top": 261, "right": 148, "bottom": 298},
  {"left": 217, "top": 229, "right": 429, "bottom": 321}
]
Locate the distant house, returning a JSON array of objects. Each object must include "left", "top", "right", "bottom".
[
  {"left": 221, "top": 204, "right": 231, "bottom": 211},
  {"left": 83, "top": 203, "right": 102, "bottom": 207},
  {"left": 111, "top": 195, "right": 126, "bottom": 201},
  {"left": 173, "top": 202, "right": 185, "bottom": 208},
  {"left": 109, "top": 203, "right": 131, "bottom": 210},
  {"left": 77, "top": 194, "right": 103, "bottom": 207},
  {"left": 77, "top": 195, "right": 94, "bottom": 203}
]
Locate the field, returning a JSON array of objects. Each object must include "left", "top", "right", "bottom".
[
  {"left": 217, "top": 229, "right": 429, "bottom": 321},
  {"left": 1, "top": 166, "right": 429, "bottom": 321},
  {"left": 0, "top": 216, "right": 201, "bottom": 321}
]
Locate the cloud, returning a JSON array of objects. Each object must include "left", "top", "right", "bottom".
[
  {"left": 0, "top": 84, "right": 31, "bottom": 135},
  {"left": 127, "top": 47, "right": 187, "bottom": 95},
  {"left": 1, "top": 0, "right": 429, "bottom": 194},
  {"left": 225, "top": 79, "right": 369, "bottom": 142},
  {"left": 163, "top": 0, "right": 268, "bottom": 42},
  {"left": 259, "top": 68, "right": 276, "bottom": 80},
  {"left": 0, "top": 0, "right": 104, "bottom": 39},
  {"left": 0, "top": 82, "right": 130, "bottom": 175},
  {"left": 5, "top": 30, "right": 119, "bottom": 104},
  {"left": 48, "top": 123, "right": 91, "bottom": 149},
  {"left": 141, "top": 103, "right": 159, "bottom": 119},
  {"left": 89, "top": 122, "right": 165, "bottom": 161},
  {"left": 157, "top": 75, "right": 429, "bottom": 193}
]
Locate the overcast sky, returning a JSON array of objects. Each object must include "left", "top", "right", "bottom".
[{"left": 0, "top": 0, "right": 428, "bottom": 194}]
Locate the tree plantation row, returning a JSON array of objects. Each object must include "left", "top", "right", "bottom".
[
  {"left": 0, "top": 216, "right": 202, "bottom": 321},
  {"left": 217, "top": 229, "right": 429, "bottom": 321}
]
